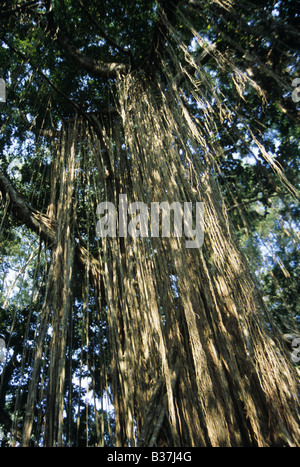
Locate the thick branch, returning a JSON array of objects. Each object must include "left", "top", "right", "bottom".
[
  {"left": 55, "top": 29, "right": 127, "bottom": 78},
  {"left": 0, "top": 169, "right": 56, "bottom": 244},
  {"left": 0, "top": 169, "right": 103, "bottom": 288},
  {"left": 45, "top": 1, "right": 127, "bottom": 78}
]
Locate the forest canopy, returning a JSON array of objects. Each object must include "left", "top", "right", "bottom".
[{"left": 0, "top": 0, "right": 299, "bottom": 447}]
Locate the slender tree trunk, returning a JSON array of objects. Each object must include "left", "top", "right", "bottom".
[{"left": 44, "top": 125, "right": 77, "bottom": 447}]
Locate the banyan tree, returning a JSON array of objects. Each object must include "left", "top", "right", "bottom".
[{"left": 0, "top": 0, "right": 300, "bottom": 447}]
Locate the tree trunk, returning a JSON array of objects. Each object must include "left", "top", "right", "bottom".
[
  {"left": 1, "top": 71, "right": 299, "bottom": 448},
  {"left": 80, "top": 74, "right": 300, "bottom": 447}
]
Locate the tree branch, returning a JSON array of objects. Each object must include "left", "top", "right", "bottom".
[
  {"left": 0, "top": 36, "right": 93, "bottom": 119},
  {"left": 0, "top": 169, "right": 103, "bottom": 289},
  {"left": 45, "top": 0, "right": 128, "bottom": 78},
  {"left": 54, "top": 29, "right": 127, "bottom": 78},
  {"left": 0, "top": 169, "right": 56, "bottom": 244},
  {"left": 0, "top": 1, "right": 39, "bottom": 20},
  {"left": 74, "top": 0, "right": 134, "bottom": 65}
]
